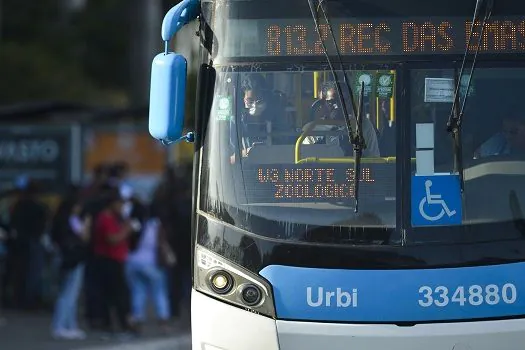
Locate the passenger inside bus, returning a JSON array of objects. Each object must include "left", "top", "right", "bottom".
[
  {"left": 229, "top": 75, "right": 293, "bottom": 163},
  {"left": 474, "top": 107, "right": 525, "bottom": 159},
  {"left": 304, "top": 81, "right": 381, "bottom": 158},
  {"left": 240, "top": 75, "right": 293, "bottom": 144}
]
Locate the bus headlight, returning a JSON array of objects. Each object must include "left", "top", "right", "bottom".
[
  {"left": 239, "top": 284, "right": 262, "bottom": 306},
  {"left": 194, "top": 245, "right": 276, "bottom": 319},
  {"left": 208, "top": 270, "right": 234, "bottom": 295}
]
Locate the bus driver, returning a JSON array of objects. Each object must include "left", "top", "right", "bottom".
[{"left": 304, "top": 81, "right": 381, "bottom": 158}]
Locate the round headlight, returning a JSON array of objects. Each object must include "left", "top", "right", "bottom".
[
  {"left": 240, "top": 284, "right": 262, "bottom": 306},
  {"left": 208, "top": 270, "right": 234, "bottom": 295}
]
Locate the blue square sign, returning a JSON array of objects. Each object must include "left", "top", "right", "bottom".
[{"left": 411, "top": 175, "right": 462, "bottom": 227}]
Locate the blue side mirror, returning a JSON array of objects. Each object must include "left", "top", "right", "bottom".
[
  {"left": 148, "top": 0, "right": 200, "bottom": 145},
  {"left": 149, "top": 53, "right": 187, "bottom": 143}
]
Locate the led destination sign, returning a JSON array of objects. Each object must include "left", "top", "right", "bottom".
[
  {"left": 242, "top": 164, "right": 395, "bottom": 203},
  {"left": 244, "top": 16, "right": 525, "bottom": 56}
]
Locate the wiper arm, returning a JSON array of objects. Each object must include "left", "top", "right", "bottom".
[
  {"left": 446, "top": 0, "right": 493, "bottom": 192},
  {"left": 451, "top": 69, "right": 464, "bottom": 192},
  {"left": 307, "top": 0, "right": 366, "bottom": 213},
  {"left": 354, "top": 81, "right": 365, "bottom": 213}
]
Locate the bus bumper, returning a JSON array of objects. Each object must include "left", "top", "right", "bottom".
[
  {"left": 192, "top": 290, "right": 525, "bottom": 350},
  {"left": 191, "top": 289, "right": 280, "bottom": 350}
]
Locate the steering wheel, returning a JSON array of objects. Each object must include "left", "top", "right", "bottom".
[
  {"left": 293, "top": 100, "right": 349, "bottom": 163},
  {"left": 302, "top": 98, "right": 347, "bottom": 134},
  {"left": 310, "top": 99, "right": 330, "bottom": 121}
]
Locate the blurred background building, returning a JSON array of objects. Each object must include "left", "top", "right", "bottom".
[{"left": 0, "top": 0, "right": 197, "bottom": 201}]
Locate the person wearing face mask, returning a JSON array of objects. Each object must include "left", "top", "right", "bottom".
[
  {"left": 230, "top": 75, "right": 293, "bottom": 163},
  {"left": 304, "top": 81, "right": 381, "bottom": 158},
  {"left": 120, "top": 184, "right": 145, "bottom": 249}
]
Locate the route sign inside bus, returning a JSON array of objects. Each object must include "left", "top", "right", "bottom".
[
  {"left": 241, "top": 163, "right": 396, "bottom": 203},
  {"left": 225, "top": 16, "right": 525, "bottom": 56}
]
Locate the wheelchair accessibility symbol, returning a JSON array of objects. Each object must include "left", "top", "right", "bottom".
[
  {"left": 419, "top": 180, "right": 456, "bottom": 221},
  {"left": 412, "top": 175, "right": 462, "bottom": 226}
]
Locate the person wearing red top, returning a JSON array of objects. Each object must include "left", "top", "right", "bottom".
[
  {"left": 93, "top": 189, "right": 135, "bottom": 337},
  {"left": 94, "top": 211, "right": 129, "bottom": 262}
]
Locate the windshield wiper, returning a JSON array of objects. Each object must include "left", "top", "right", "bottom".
[
  {"left": 451, "top": 69, "right": 463, "bottom": 190},
  {"left": 307, "top": 0, "right": 366, "bottom": 213},
  {"left": 446, "top": 0, "right": 493, "bottom": 192},
  {"left": 354, "top": 81, "right": 365, "bottom": 213}
]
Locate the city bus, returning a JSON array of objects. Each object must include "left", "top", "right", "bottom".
[{"left": 148, "top": 0, "right": 525, "bottom": 348}]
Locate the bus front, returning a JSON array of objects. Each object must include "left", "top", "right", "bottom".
[{"left": 149, "top": 0, "right": 525, "bottom": 349}]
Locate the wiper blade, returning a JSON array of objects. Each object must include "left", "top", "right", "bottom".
[
  {"left": 307, "top": 0, "right": 366, "bottom": 213},
  {"left": 446, "top": 0, "right": 493, "bottom": 192}
]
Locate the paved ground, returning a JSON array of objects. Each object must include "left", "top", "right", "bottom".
[{"left": 0, "top": 311, "right": 191, "bottom": 350}]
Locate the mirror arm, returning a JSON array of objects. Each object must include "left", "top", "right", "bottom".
[
  {"left": 161, "top": 131, "right": 195, "bottom": 146},
  {"left": 161, "top": 0, "right": 201, "bottom": 43}
]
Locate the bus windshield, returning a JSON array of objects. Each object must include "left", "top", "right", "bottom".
[{"left": 198, "top": 0, "right": 525, "bottom": 245}]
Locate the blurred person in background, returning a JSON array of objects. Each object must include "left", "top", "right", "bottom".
[
  {"left": 153, "top": 164, "right": 193, "bottom": 321},
  {"left": 0, "top": 221, "right": 8, "bottom": 326},
  {"left": 50, "top": 195, "right": 91, "bottom": 339},
  {"left": 126, "top": 205, "right": 175, "bottom": 334},
  {"left": 81, "top": 165, "right": 112, "bottom": 330},
  {"left": 109, "top": 161, "right": 131, "bottom": 191},
  {"left": 81, "top": 163, "right": 111, "bottom": 200},
  {"left": 1, "top": 189, "right": 17, "bottom": 311},
  {"left": 9, "top": 179, "right": 49, "bottom": 310},
  {"left": 92, "top": 188, "right": 137, "bottom": 339},
  {"left": 120, "top": 182, "right": 147, "bottom": 227},
  {"left": 172, "top": 174, "right": 192, "bottom": 320},
  {"left": 151, "top": 166, "right": 179, "bottom": 316}
]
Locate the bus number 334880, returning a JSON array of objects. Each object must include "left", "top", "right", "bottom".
[{"left": 418, "top": 284, "right": 518, "bottom": 307}]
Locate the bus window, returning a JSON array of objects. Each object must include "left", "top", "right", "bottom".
[{"left": 410, "top": 67, "right": 525, "bottom": 228}]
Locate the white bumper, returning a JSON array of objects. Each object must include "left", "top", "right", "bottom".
[
  {"left": 192, "top": 290, "right": 525, "bottom": 350},
  {"left": 191, "top": 290, "right": 280, "bottom": 350}
]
